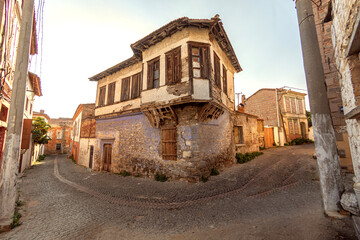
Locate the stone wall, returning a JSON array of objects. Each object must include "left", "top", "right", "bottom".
[
  {"left": 94, "top": 105, "right": 234, "bottom": 182},
  {"left": 331, "top": 0, "right": 360, "bottom": 179},
  {"left": 312, "top": 0, "right": 353, "bottom": 171},
  {"left": 246, "top": 89, "right": 277, "bottom": 126},
  {"left": 77, "top": 138, "right": 96, "bottom": 168}
]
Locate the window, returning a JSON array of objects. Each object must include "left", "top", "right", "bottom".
[
  {"left": 162, "top": 126, "right": 177, "bottom": 160},
  {"left": 234, "top": 126, "right": 244, "bottom": 144},
  {"left": 288, "top": 120, "right": 294, "bottom": 134},
  {"left": 98, "top": 86, "right": 106, "bottom": 107},
  {"left": 131, "top": 72, "right": 142, "bottom": 99},
  {"left": 107, "top": 82, "right": 116, "bottom": 105},
  {"left": 222, "top": 64, "right": 227, "bottom": 95},
  {"left": 189, "top": 43, "right": 210, "bottom": 79},
  {"left": 285, "top": 97, "right": 291, "bottom": 113},
  {"left": 25, "top": 97, "right": 29, "bottom": 111},
  {"left": 165, "top": 47, "right": 181, "bottom": 84},
  {"left": 214, "top": 52, "right": 221, "bottom": 88},
  {"left": 298, "top": 99, "right": 304, "bottom": 114},
  {"left": 56, "top": 143, "right": 61, "bottom": 151},
  {"left": 121, "top": 77, "right": 130, "bottom": 101},
  {"left": 147, "top": 57, "right": 160, "bottom": 89},
  {"left": 293, "top": 119, "right": 299, "bottom": 134},
  {"left": 291, "top": 98, "right": 296, "bottom": 113},
  {"left": 56, "top": 130, "right": 63, "bottom": 139}
]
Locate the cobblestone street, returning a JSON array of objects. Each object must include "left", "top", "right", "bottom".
[{"left": 0, "top": 144, "right": 356, "bottom": 239}]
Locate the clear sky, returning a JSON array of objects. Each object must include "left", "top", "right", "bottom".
[{"left": 31, "top": 0, "right": 307, "bottom": 118}]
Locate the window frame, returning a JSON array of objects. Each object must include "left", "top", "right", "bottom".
[
  {"left": 234, "top": 126, "right": 244, "bottom": 145},
  {"left": 121, "top": 77, "right": 131, "bottom": 102},
  {"left": 98, "top": 86, "right": 106, "bottom": 107},
  {"left": 147, "top": 57, "right": 160, "bottom": 90},
  {"left": 131, "top": 72, "right": 142, "bottom": 99},
  {"left": 107, "top": 82, "right": 116, "bottom": 105},
  {"left": 165, "top": 46, "right": 182, "bottom": 85},
  {"left": 188, "top": 42, "right": 210, "bottom": 79},
  {"left": 214, "top": 52, "right": 221, "bottom": 89}
]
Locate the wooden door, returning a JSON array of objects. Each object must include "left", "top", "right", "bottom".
[
  {"left": 162, "top": 126, "right": 177, "bottom": 160},
  {"left": 89, "top": 145, "right": 94, "bottom": 169},
  {"left": 300, "top": 122, "right": 306, "bottom": 139},
  {"left": 103, "top": 144, "right": 112, "bottom": 171},
  {"left": 264, "top": 128, "right": 274, "bottom": 148}
]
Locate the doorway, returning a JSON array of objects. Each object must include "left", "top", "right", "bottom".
[
  {"left": 102, "top": 144, "right": 112, "bottom": 172},
  {"left": 89, "top": 145, "right": 94, "bottom": 169},
  {"left": 300, "top": 122, "right": 306, "bottom": 139}
]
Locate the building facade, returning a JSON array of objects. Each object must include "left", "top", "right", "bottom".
[
  {"left": 312, "top": 0, "right": 353, "bottom": 171},
  {"left": 45, "top": 118, "right": 72, "bottom": 155},
  {"left": 89, "top": 16, "right": 254, "bottom": 181},
  {"left": 245, "top": 88, "right": 308, "bottom": 145},
  {"left": 71, "top": 104, "right": 96, "bottom": 168}
]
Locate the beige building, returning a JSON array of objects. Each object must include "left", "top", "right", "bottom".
[
  {"left": 245, "top": 88, "right": 308, "bottom": 146},
  {"left": 89, "top": 16, "right": 262, "bottom": 181}
]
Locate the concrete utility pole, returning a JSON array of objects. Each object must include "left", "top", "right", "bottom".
[
  {"left": 0, "top": 0, "right": 35, "bottom": 228},
  {"left": 295, "top": 0, "right": 344, "bottom": 214}
]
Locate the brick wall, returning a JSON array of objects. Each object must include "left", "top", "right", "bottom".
[{"left": 245, "top": 89, "right": 277, "bottom": 126}]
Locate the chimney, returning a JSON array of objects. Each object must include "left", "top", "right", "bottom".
[{"left": 40, "top": 109, "right": 44, "bottom": 114}]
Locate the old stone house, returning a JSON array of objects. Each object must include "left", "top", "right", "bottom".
[
  {"left": 45, "top": 118, "right": 72, "bottom": 155},
  {"left": 245, "top": 88, "right": 308, "bottom": 146},
  {"left": 71, "top": 104, "right": 96, "bottom": 168},
  {"left": 89, "top": 16, "right": 262, "bottom": 181},
  {"left": 311, "top": 0, "right": 353, "bottom": 171}
]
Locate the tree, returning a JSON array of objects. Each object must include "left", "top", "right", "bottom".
[
  {"left": 32, "top": 117, "right": 52, "bottom": 144},
  {"left": 306, "top": 110, "right": 312, "bottom": 128}
]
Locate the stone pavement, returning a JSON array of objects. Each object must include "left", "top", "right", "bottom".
[{"left": 0, "top": 144, "right": 356, "bottom": 239}]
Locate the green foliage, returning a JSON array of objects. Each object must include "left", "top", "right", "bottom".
[
  {"left": 117, "top": 170, "right": 131, "bottom": 177},
  {"left": 69, "top": 154, "right": 76, "bottom": 163},
  {"left": 210, "top": 168, "right": 219, "bottom": 176},
  {"left": 36, "top": 154, "right": 46, "bottom": 162},
  {"left": 201, "top": 175, "right": 208, "bottom": 182},
  {"left": 288, "top": 138, "right": 314, "bottom": 145},
  {"left": 306, "top": 111, "right": 312, "bottom": 128},
  {"left": 236, "top": 151, "right": 263, "bottom": 164},
  {"left": 259, "top": 146, "right": 266, "bottom": 150},
  {"left": 16, "top": 200, "right": 24, "bottom": 207},
  {"left": 32, "top": 117, "right": 52, "bottom": 144},
  {"left": 154, "top": 173, "right": 168, "bottom": 182},
  {"left": 11, "top": 210, "right": 22, "bottom": 229}
]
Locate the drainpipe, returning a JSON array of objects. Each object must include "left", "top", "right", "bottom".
[{"left": 295, "top": 0, "right": 344, "bottom": 215}]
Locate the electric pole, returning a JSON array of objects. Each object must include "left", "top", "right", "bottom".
[
  {"left": 0, "top": 0, "right": 35, "bottom": 228},
  {"left": 295, "top": 0, "right": 344, "bottom": 214}
]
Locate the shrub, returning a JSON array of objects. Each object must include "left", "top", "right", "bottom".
[
  {"left": 201, "top": 175, "right": 208, "bottom": 182},
  {"left": 210, "top": 168, "right": 219, "bottom": 176},
  {"left": 117, "top": 170, "right": 131, "bottom": 177},
  {"left": 36, "top": 154, "right": 46, "bottom": 162},
  {"left": 236, "top": 151, "right": 263, "bottom": 164},
  {"left": 11, "top": 210, "right": 21, "bottom": 229},
  {"left": 154, "top": 173, "right": 168, "bottom": 182},
  {"left": 289, "top": 138, "right": 314, "bottom": 145}
]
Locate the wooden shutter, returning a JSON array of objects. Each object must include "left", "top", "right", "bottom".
[
  {"left": 147, "top": 61, "right": 154, "bottom": 89},
  {"left": 99, "top": 86, "right": 106, "bottom": 106},
  {"left": 165, "top": 52, "right": 173, "bottom": 84},
  {"left": 162, "top": 126, "right": 177, "bottom": 160},
  {"left": 214, "top": 53, "right": 220, "bottom": 87},
  {"left": 291, "top": 98, "right": 296, "bottom": 113},
  {"left": 21, "top": 119, "right": 32, "bottom": 149},
  {"left": 131, "top": 74, "right": 138, "bottom": 99},
  {"left": 285, "top": 97, "right": 291, "bottom": 113},
  {"left": 201, "top": 47, "right": 209, "bottom": 79},
  {"left": 107, "top": 82, "right": 115, "bottom": 105},
  {"left": 234, "top": 127, "right": 239, "bottom": 144},
  {"left": 222, "top": 64, "right": 227, "bottom": 94},
  {"left": 174, "top": 47, "right": 181, "bottom": 83},
  {"left": 121, "top": 77, "right": 130, "bottom": 101}
]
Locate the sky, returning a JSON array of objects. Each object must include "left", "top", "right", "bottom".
[{"left": 30, "top": 0, "right": 308, "bottom": 118}]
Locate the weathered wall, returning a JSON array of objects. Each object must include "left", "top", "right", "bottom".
[
  {"left": 77, "top": 138, "right": 96, "bottom": 168},
  {"left": 94, "top": 106, "right": 234, "bottom": 182},
  {"left": 232, "top": 113, "right": 261, "bottom": 154},
  {"left": 331, "top": 0, "right": 360, "bottom": 180},
  {"left": 45, "top": 119, "right": 73, "bottom": 155},
  {"left": 246, "top": 89, "right": 277, "bottom": 126},
  {"left": 312, "top": 0, "right": 353, "bottom": 171}
]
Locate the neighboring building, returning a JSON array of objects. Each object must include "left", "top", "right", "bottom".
[
  {"left": 311, "top": 0, "right": 353, "bottom": 171},
  {"left": 89, "top": 16, "right": 255, "bottom": 181},
  {"left": 0, "top": 0, "right": 38, "bottom": 172},
  {"left": 245, "top": 88, "right": 308, "bottom": 146},
  {"left": 45, "top": 118, "right": 72, "bottom": 155},
  {"left": 71, "top": 104, "right": 96, "bottom": 168},
  {"left": 18, "top": 72, "right": 42, "bottom": 173}
]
